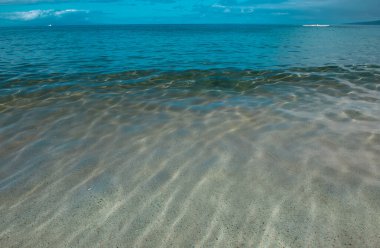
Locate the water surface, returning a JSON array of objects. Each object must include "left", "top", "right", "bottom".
[{"left": 1, "top": 25, "right": 380, "bottom": 247}]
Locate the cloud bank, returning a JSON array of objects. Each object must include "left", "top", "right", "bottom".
[
  {"left": 0, "top": 0, "right": 120, "bottom": 4},
  {"left": 0, "top": 8, "right": 100, "bottom": 25},
  {"left": 1, "top": 9, "right": 89, "bottom": 21}
]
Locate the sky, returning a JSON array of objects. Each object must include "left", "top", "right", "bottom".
[{"left": 0, "top": 0, "right": 379, "bottom": 26}]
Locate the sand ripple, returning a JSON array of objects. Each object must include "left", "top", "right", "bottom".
[{"left": 1, "top": 66, "right": 380, "bottom": 247}]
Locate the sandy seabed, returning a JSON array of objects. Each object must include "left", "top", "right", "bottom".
[{"left": 1, "top": 68, "right": 380, "bottom": 247}]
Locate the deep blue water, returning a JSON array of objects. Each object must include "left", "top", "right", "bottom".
[
  {"left": 1, "top": 24, "right": 380, "bottom": 76},
  {"left": 1, "top": 25, "right": 380, "bottom": 247}
]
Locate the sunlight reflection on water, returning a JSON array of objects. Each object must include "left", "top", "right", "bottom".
[{"left": 1, "top": 65, "right": 380, "bottom": 247}]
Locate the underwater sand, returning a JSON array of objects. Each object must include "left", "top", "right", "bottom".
[{"left": 1, "top": 66, "right": 380, "bottom": 247}]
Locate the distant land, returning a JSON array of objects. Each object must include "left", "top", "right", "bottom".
[{"left": 349, "top": 20, "right": 380, "bottom": 25}]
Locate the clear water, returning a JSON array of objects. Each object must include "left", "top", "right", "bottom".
[{"left": 1, "top": 25, "right": 380, "bottom": 247}]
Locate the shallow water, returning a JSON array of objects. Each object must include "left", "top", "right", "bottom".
[{"left": 1, "top": 25, "right": 380, "bottom": 247}]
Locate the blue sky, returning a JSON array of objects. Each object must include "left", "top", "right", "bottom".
[{"left": 0, "top": 0, "right": 379, "bottom": 25}]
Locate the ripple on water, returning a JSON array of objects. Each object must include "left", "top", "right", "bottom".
[{"left": 0, "top": 66, "right": 380, "bottom": 247}]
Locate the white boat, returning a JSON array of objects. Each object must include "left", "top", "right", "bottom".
[{"left": 302, "top": 24, "right": 330, "bottom": 27}]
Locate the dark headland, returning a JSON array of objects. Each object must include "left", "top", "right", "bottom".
[{"left": 349, "top": 20, "right": 380, "bottom": 25}]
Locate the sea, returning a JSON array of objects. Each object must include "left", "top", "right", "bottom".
[{"left": 1, "top": 24, "right": 380, "bottom": 247}]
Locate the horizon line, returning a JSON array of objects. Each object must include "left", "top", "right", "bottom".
[
  {"left": 1, "top": 20, "right": 379, "bottom": 27},
  {"left": 0, "top": 23, "right": 354, "bottom": 27}
]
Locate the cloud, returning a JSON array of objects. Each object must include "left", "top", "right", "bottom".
[
  {"left": 208, "top": 0, "right": 331, "bottom": 12},
  {"left": 272, "top": 12, "right": 289, "bottom": 15},
  {"left": 54, "top": 9, "right": 89, "bottom": 16},
  {"left": 0, "top": 8, "right": 100, "bottom": 25},
  {"left": 1, "top": 9, "right": 89, "bottom": 21},
  {"left": 141, "top": 0, "right": 176, "bottom": 3},
  {"left": 0, "top": 0, "right": 65, "bottom": 3},
  {"left": 0, "top": 0, "right": 121, "bottom": 4},
  {"left": 6, "top": 9, "right": 53, "bottom": 20},
  {"left": 211, "top": 3, "right": 254, "bottom": 14},
  {"left": 0, "top": 0, "right": 379, "bottom": 24},
  {"left": 193, "top": 0, "right": 380, "bottom": 23}
]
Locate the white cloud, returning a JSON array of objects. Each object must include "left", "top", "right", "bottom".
[
  {"left": 272, "top": 12, "right": 289, "bottom": 15},
  {"left": 0, "top": 0, "right": 80, "bottom": 3},
  {"left": 211, "top": 3, "right": 254, "bottom": 14},
  {"left": 0, "top": 0, "right": 60, "bottom": 3},
  {"left": 4, "top": 9, "right": 53, "bottom": 20},
  {"left": 54, "top": 9, "right": 89, "bottom": 17},
  {"left": 1, "top": 9, "right": 89, "bottom": 21},
  {"left": 210, "top": 0, "right": 335, "bottom": 12}
]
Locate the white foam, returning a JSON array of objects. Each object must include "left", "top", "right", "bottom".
[{"left": 303, "top": 24, "right": 330, "bottom": 27}]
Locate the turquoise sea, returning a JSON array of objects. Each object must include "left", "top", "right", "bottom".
[{"left": 1, "top": 25, "right": 380, "bottom": 247}]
